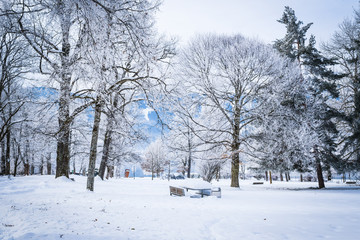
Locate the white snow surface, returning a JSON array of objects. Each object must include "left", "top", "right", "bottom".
[{"left": 1, "top": 175, "right": 360, "bottom": 240}]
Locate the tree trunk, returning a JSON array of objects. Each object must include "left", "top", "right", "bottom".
[
  {"left": 5, "top": 130, "right": 10, "bottom": 175},
  {"left": 55, "top": 82, "right": 71, "bottom": 178},
  {"left": 13, "top": 142, "right": 20, "bottom": 177},
  {"left": 24, "top": 140, "right": 30, "bottom": 175},
  {"left": 106, "top": 165, "right": 114, "bottom": 179},
  {"left": 168, "top": 161, "right": 170, "bottom": 181},
  {"left": 269, "top": 170, "right": 272, "bottom": 184},
  {"left": 98, "top": 119, "right": 113, "bottom": 180},
  {"left": 55, "top": 3, "right": 72, "bottom": 179},
  {"left": 24, "top": 163, "right": 29, "bottom": 175},
  {"left": 300, "top": 173, "right": 303, "bottom": 182},
  {"left": 30, "top": 153, "right": 34, "bottom": 175},
  {"left": 187, "top": 154, "right": 191, "bottom": 178},
  {"left": 40, "top": 155, "right": 44, "bottom": 175},
  {"left": 87, "top": 97, "right": 102, "bottom": 191},
  {"left": 47, "top": 153, "right": 52, "bottom": 175},
  {"left": 230, "top": 95, "right": 241, "bottom": 188},
  {"left": 280, "top": 172, "right": 284, "bottom": 181},
  {"left": 230, "top": 152, "right": 240, "bottom": 187},
  {"left": 30, "top": 164, "right": 34, "bottom": 175},
  {"left": 99, "top": 92, "right": 118, "bottom": 180},
  {"left": 327, "top": 169, "right": 332, "bottom": 181},
  {"left": 265, "top": 171, "right": 268, "bottom": 181},
  {"left": 1, "top": 140, "right": 5, "bottom": 175},
  {"left": 182, "top": 157, "right": 187, "bottom": 176},
  {"left": 316, "top": 162, "right": 325, "bottom": 189},
  {"left": 187, "top": 130, "right": 192, "bottom": 178}
]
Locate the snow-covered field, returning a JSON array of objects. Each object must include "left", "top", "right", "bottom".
[{"left": 1, "top": 175, "right": 360, "bottom": 240}]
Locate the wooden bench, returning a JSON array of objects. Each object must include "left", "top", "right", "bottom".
[
  {"left": 253, "top": 182, "right": 264, "bottom": 185},
  {"left": 169, "top": 186, "right": 185, "bottom": 196}
]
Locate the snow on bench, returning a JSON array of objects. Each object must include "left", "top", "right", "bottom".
[
  {"left": 169, "top": 185, "right": 221, "bottom": 198},
  {"left": 211, "top": 187, "right": 221, "bottom": 198}
]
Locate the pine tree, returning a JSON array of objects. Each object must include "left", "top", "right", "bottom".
[
  {"left": 302, "top": 36, "right": 343, "bottom": 181},
  {"left": 274, "top": 6, "right": 341, "bottom": 188},
  {"left": 274, "top": 6, "right": 312, "bottom": 62},
  {"left": 324, "top": 7, "right": 360, "bottom": 174}
]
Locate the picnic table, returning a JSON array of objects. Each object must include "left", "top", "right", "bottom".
[
  {"left": 169, "top": 179, "right": 221, "bottom": 198},
  {"left": 182, "top": 186, "right": 212, "bottom": 198}
]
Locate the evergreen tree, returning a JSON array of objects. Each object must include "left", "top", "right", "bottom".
[
  {"left": 274, "top": 6, "right": 341, "bottom": 188},
  {"left": 274, "top": 6, "right": 312, "bottom": 62},
  {"left": 302, "top": 36, "right": 342, "bottom": 183},
  {"left": 324, "top": 7, "right": 360, "bottom": 175}
]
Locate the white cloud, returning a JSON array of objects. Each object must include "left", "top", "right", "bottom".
[{"left": 142, "top": 107, "right": 153, "bottom": 121}]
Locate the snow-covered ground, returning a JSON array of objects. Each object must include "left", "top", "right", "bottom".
[{"left": 1, "top": 175, "right": 360, "bottom": 240}]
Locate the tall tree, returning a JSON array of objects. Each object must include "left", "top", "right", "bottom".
[
  {"left": 2, "top": 0, "right": 97, "bottom": 178},
  {"left": 0, "top": 9, "right": 28, "bottom": 175},
  {"left": 324, "top": 7, "right": 360, "bottom": 174},
  {"left": 274, "top": 6, "right": 341, "bottom": 188},
  {"left": 180, "top": 34, "right": 284, "bottom": 187},
  {"left": 82, "top": 0, "right": 173, "bottom": 190}
]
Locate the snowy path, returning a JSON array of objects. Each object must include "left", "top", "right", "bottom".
[{"left": 1, "top": 175, "right": 360, "bottom": 240}]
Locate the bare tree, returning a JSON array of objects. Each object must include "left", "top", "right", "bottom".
[
  {"left": 179, "top": 34, "right": 281, "bottom": 187},
  {"left": 143, "top": 138, "right": 167, "bottom": 179},
  {"left": 81, "top": 0, "right": 173, "bottom": 191},
  {"left": 1, "top": 0, "right": 101, "bottom": 178},
  {"left": 0, "top": 8, "right": 29, "bottom": 175}
]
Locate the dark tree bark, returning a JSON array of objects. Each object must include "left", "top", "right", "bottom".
[
  {"left": 55, "top": 59, "right": 71, "bottom": 178},
  {"left": 327, "top": 169, "right": 332, "bottom": 181},
  {"left": 98, "top": 128, "right": 111, "bottom": 180},
  {"left": 87, "top": 97, "right": 102, "bottom": 191},
  {"left": 269, "top": 170, "right": 273, "bottom": 184},
  {"left": 24, "top": 163, "right": 29, "bottom": 175},
  {"left": 265, "top": 171, "right": 268, "bottom": 181},
  {"left": 99, "top": 92, "right": 119, "bottom": 180},
  {"left": 230, "top": 99, "right": 241, "bottom": 188},
  {"left": 0, "top": 140, "right": 5, "bottom": 175},
  {"left": 187, "top": 153, "right": 192, "bottom": 178},
  {"left": 12, "top": 142, "right": 21, "bottom": 177},
  {"left": 230, "top": 152, "right": 240, "bottom": 187},
  {"left": 181, "top": 157, "right": 187, "bottom": 176},
  {"left": 24, "top": 140, "right": 30, "bottom": 175},
  {"left": 187, "top": 130, "right": 192, "bottom": 178},
  {"left": 46, "top": 153, "right": 52, "bottom": 175},
  {"left": 316, "top": 162, "right": 325, "bottom": 189},
  {"left": 5, "top": 130, "right": 10, "bottom": 175},
  {"left": 55, "top": 45, "right": 71, "bottom": 178},
  {"left": 106, "top": 165, "right": 114, "bottom": 179},
  {"left": 40, "top": 155, "right": 44, "bottom": 175}
]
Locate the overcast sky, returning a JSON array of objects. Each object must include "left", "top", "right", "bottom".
[{"left": 155, "top": 0, "right": 359, "bottom": 45}]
